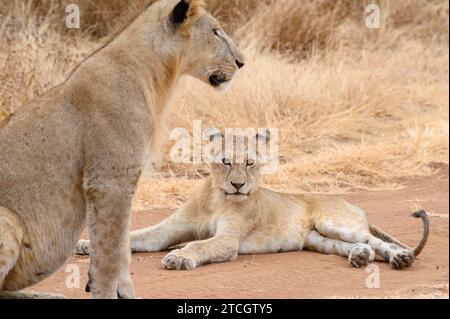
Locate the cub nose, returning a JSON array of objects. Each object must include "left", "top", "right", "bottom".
[
  {"left": 235, "top": 60, "right": 245, "bottom": 69},
  {"left": 231, "top": 182, "right": 245, "bottom": 190}
]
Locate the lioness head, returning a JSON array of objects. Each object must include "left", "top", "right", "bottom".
[
  {"left": 153, "top": 0, "right": 245, "bottom": 90},
  {"left": 208, "top": 131, "right": 271, "bottom": 203}
]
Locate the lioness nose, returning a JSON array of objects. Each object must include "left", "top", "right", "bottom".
[
  {"left": 235, "top": 60, "right": 245, "bottom": 69},
  {"left": 231, "top": 182, "right": 245, "bottom": 190}
]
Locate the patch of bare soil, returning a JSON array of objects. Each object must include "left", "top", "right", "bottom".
[{"left": 30, "top": 166, "right": 449, "bottom": 299}]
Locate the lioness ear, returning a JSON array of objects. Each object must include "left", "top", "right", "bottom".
[
  {"left": 169, "top": 0, "right": 205, "bottom": 27},
  {"left": 169, "top": 0, "right": 190, "bottom": 26}
]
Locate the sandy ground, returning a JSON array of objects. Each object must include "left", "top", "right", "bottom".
[{"left": 29, "top": 166, "right": 449, "bottom": 299}]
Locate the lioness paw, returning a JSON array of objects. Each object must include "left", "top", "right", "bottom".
[
  {"left": 390, "top": 248, "right": 414, "bottom": 270},
  {"left": 348, "top": 243, "right": 375, "bottom": 268},
  {"left": 162, "top": 250, "right": 197, "bottom": 270},
  {"left": 117, "top": 275, "right": 135, "bottom": 299}
]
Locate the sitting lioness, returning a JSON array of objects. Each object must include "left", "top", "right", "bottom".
[
  {"left": 0, "top": 0, "right": 244, "bottom": 298},
  {"left": 77, "top": 131, "right": 429, "bottom": 271}
]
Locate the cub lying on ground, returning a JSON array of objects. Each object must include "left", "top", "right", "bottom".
[{"left": 77, "top": 132, "right": 429, "bottom": 270}]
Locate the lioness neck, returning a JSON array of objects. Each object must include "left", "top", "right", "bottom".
[
  {"left": 108, "top": 15, "right": 183, "bottom": 115},
  {"left": 66, "top": 9, "right": 184, "bottom": 119}
]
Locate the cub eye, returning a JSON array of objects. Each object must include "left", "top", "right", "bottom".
[
  {"left": 222, "top": 158, "right": 231, "bottom": 166},
  {"left": 246, "top": 160, "right": 256, "bottom": 167}
]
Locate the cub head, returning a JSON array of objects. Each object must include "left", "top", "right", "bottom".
[
  {"left": 155, "top": 0, "right": 245, "bottom": 90},
  {"left": 208, "top": 130, "right": 271, "bottom": 203}
]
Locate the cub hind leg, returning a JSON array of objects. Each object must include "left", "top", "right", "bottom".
[
  {"left": 365, "top": 236, "right": 414, "bottom": 270},
  {"left": 314, "top": 205, "right": 414, "bottom": 269},
  {"left": 305, "top": 230, "right": 375, "bottom": 268}
]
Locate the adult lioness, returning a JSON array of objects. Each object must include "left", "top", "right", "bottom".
[
  {"left": 0, "top": 0, "right": 244, "bottom": 299},
  {"left": 78, "top": 131, "right": 429, "bottom": 271}
]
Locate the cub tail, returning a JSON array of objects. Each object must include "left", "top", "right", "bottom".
[{"left": 369, "top": 209, "right": 429, "bottom": 257}]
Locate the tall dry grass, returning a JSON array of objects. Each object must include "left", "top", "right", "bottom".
[{"left": 0, "top": 0, "right": 448, "bottom": 209}]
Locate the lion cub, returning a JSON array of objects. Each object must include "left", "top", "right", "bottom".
[{"left": 77, "top": 131, "right": 429, "bottom": 271}]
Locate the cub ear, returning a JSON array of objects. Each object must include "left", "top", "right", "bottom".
[{"left": 169, "top": 0, "right": 205, "bottom": 27}]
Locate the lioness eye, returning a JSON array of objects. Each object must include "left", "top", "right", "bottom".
[
  {"left": 213, "top": 29, "right": 221, "bottom": 37},
  {"left": 222, "top": 158, "right": 231, "bottom": 166}
]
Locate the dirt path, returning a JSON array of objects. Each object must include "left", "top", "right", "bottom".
[{"left": 30, "top": 166, "right": 449, "bottom": 299}]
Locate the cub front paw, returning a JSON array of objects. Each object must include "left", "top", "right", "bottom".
[{"left": 162, "top": 250, "right": 197, "bottom": 270}]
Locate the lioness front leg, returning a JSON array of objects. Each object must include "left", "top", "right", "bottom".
[
  {"left": 77, "top": 200, "right": 197, "bottom": 254},
  {"left": 84, "top": 179, "right": 135, "bottom": 299}
]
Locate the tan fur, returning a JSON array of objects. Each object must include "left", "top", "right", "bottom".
[
  {"left": 0, "top": 0, "right": 244, "bottom": 298},
  {"left": 78, "top": 132, "right": 430, "bottom": 271}
]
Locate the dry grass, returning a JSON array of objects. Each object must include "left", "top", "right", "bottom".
[{"left": 0, "top": 0, "right": 448, "bottom": 209}]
